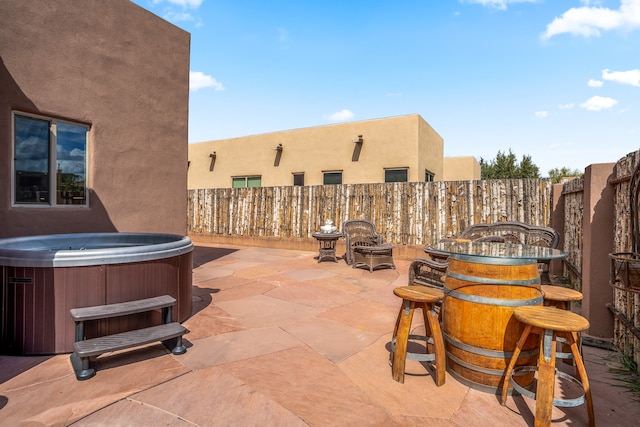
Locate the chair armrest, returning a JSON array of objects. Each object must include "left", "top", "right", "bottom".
[
  {"left": 424, "top": 246, "right": 450, "bottom": 263},
  {"left": 409, "top": 258, "right": 448, "bottom": 289}
]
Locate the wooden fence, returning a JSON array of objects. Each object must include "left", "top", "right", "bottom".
[
  {"left": 561, "top": 176, "right": 584, "bottom": 291},
  {"left": 609, "top": 150, "right": 640, "bottom": 367},
  {"left": 188, "top": 179, "right": 554, "bottom": 247}
]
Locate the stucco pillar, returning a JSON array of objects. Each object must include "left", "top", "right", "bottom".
[{"left": 582, "top": 163, "right": 615, "bottom": 338}]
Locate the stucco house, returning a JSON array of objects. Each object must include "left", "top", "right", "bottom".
[
  {"left": 188, "top": 114, "right": 480, "bottom": 189},
  {"left": 0, "top": 0, "right": 190, "bottom": 238}
]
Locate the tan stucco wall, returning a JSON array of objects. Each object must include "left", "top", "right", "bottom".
[
  {"left": 0, "top": 0, "right": 190, "bottom": 237},
  {"left": 417, "top": 117, "right": 444, "bottom": 181},
  {"left": 442, "top": 156, "right": 481, "bottom": 181},
  {"left": 188, "top": 114, "right": 445, "bottom": 189}
]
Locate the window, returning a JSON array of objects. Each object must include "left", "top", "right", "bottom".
[
  {"left": 425, "top": 169, "right": 435, "bottom": 182},
  {"left": 385, "top": 168, "right": 408, "bottom": 183},
  {"left": 323, "top": 171, "right": 342, "bottom": 185},
  {"left": 232, "top": 176, "right": 261, "bottom": 188},
  {"left": 293, "top": 173, "right": 304, "bottom": 186},
  {"left": 13, "top": 112, "right": 88, "bottom": 206}
]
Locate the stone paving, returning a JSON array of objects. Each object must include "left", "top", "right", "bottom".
[{"left": 1, "top": 243, "right": 638, "bottom": 426}]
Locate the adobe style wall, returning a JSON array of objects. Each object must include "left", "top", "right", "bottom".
[
  {"left": 188, "top": 114, "right": 448, "bottom": 189},
  {"left": 442, "top": 156, "right": 481, "bottom": 181},
  {"left": 0, "top": 0, "right": 190, "bottom": 237}
]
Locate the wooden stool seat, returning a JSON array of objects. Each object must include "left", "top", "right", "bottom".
[
  {"left": 513, "top": 305, "right": 589, "bottom": 332},
  {"left": 501, "top": 306, "right": 594, "bottom": 427},
  {"left": 541, "top": 285, "right": 583, "bottom": 308},
  {"left": 391, "top": 286, "right": 445, "bottom": 386},
  {"left": 393, "top": 285, "right": 444, "bottom": 303}
]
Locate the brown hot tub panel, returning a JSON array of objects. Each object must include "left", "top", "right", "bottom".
[{"left": 0, "top": 233, "right": 193, "bottom": 355}]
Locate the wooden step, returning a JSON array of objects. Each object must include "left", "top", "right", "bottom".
[
  {"left": 70, "top": 295, "right": 176, "bottom": 322},
  {"left": 73, "top": 322, "right": 187, "bottom": 358}
]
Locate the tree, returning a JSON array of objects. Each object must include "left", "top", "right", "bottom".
[
  {"left": 480, "top": 149, "right": 541, "bottom": 179},
  {"left": 547, "top": 167, "right": 582, "bottom": 184}
]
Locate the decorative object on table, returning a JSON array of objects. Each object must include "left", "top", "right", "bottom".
[
  {"left": 320, "top": 219, "right": 337, "bottom": 234},
  {"left": 342, "top": 219, "right": 395, "bottom": 272},
  {"left": 500, "top": 305, "right": 594, "bottom": 427}
]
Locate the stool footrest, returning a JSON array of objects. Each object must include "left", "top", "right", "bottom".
[
  {"left": 510, "top": 366, "right": 586, "bottom": 408},
  {"left": 391, "top": 335, "right": 436, "bottom": 362}
]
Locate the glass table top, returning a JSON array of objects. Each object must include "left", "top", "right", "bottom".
[{"left": 435, "top": 241, "right": 566, "bottom": 260}]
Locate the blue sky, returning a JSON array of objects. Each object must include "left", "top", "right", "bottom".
[{"left": 132, "top": 0, "right": 639, "bottom": 176}]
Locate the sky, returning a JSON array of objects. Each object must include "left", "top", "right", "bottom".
[{"left": 131, "top": 0, "right": 640, "bottom": 176}]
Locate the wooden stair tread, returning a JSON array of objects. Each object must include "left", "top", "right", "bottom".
[
  {"left": 70, "top": 295, "right": 176, "bottom": 321},
  {"left": 514, "top": 305, "right": 589, "bottom": 332},
  {"left": 73, "top": 322, "right": 187, "bottom": 357}
]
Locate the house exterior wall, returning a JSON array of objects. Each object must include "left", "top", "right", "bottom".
[
  {"left": 188, "top": 114, "right": 466, "bottom": 189},
  {"left": 443, "top": 156, "right": 482, "bottom": 181},
  {"left": 0, "top": 0, "right": 190, "bottom": 238}
]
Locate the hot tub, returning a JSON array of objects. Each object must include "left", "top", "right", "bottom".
[{"left": 0, "top": 233, "right": 193, "bottom": 355}]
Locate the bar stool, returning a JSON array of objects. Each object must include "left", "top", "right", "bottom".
[
  {"left": 500, "top": 305, "right": 594, "bottom": 427},
  {"left": 542, "top": 285, "right": 584, "bottom": 365},
  {"left": 541, "top": 285, "right": 583, "bottom": 311},
  {"left": 391, "top": 285, "right": 445, "bottom": 386}
]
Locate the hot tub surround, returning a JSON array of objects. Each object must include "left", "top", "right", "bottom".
[{"left": 0, "top": 233, "right": 193, "bottom": 355}]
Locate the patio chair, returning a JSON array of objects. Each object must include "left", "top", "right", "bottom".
[
  {"left": 408, "top": 257, "right": 448, "bottom": 290},
  {"left": 342, "top": 219, "right": 395, "bottom": 272}
]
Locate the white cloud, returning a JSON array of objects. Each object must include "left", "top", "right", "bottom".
[
  {"left": 542, "top": 0, "right": 640, "bottom": 39},
  {"left": 463, "top": 0, "right": 538, "bottom": 11},
  {"left": 558, "top": 103, "right": 575, "bottom": 109},
  {"left": 588, "top": 79, "right": 604, "bottom": 87},
  {"left": 155, "top": 0, "right": 203, "bottom": 8},
  {"left": 165, "top": 11, "right": 196, "bottom": 23},
  {"left": 190, "top": 71, "right": 224, "bottom": 91},
  {"left": 325, "top": 109, "right": 354, "bottom": 122},
  {"left": 535, "top": 110, "right": 548, "bottom": 118},
  {"left": 602, "top": 68, "right": 640, "bottom": 86},
  {"left": 580, "top": 95, "right": 618, "bottom": 111},
  {"left": 277, "top": 28, "right": 289, "bottom": 43}
]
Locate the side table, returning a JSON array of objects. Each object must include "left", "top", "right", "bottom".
[{"left": 312, "top": 232, "right": 343, "bottom": 263}]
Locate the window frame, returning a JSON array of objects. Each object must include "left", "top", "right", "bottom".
[
  {"left": 425, "top": 169, "right": 435, "bottom": 182},
  {"left": 11, "top": 111, "right": 89, "bottom": 207},
  {"left": 232, "top": 175, "right": 262, "bottom": 188},
  {"left": 293, "top": 172, "right": 304, "bottom": 186},
  {"left": 384, "top": 168, "right": 409, "bottom": 183},
  {"left": 323, "top": 171, "right": 343, "bottom": 185}
]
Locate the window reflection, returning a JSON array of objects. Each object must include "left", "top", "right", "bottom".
[
  {"left": 14, "top": 115, "right": 50, "bottom": 203},
  {"left": 56, "top": 122, "right": 87, "bottom": 204}
]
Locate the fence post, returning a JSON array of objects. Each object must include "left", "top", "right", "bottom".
[{"left": 582, "top": 163, "right": 616, "bottom": 338}]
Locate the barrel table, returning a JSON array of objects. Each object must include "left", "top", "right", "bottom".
[{"left": 435, "top": 241, "right": 566, "bottom": 394}]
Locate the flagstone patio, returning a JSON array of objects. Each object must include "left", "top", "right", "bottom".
[{"left": 0, "top": 243, "right": 638, "bottom": 426}]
